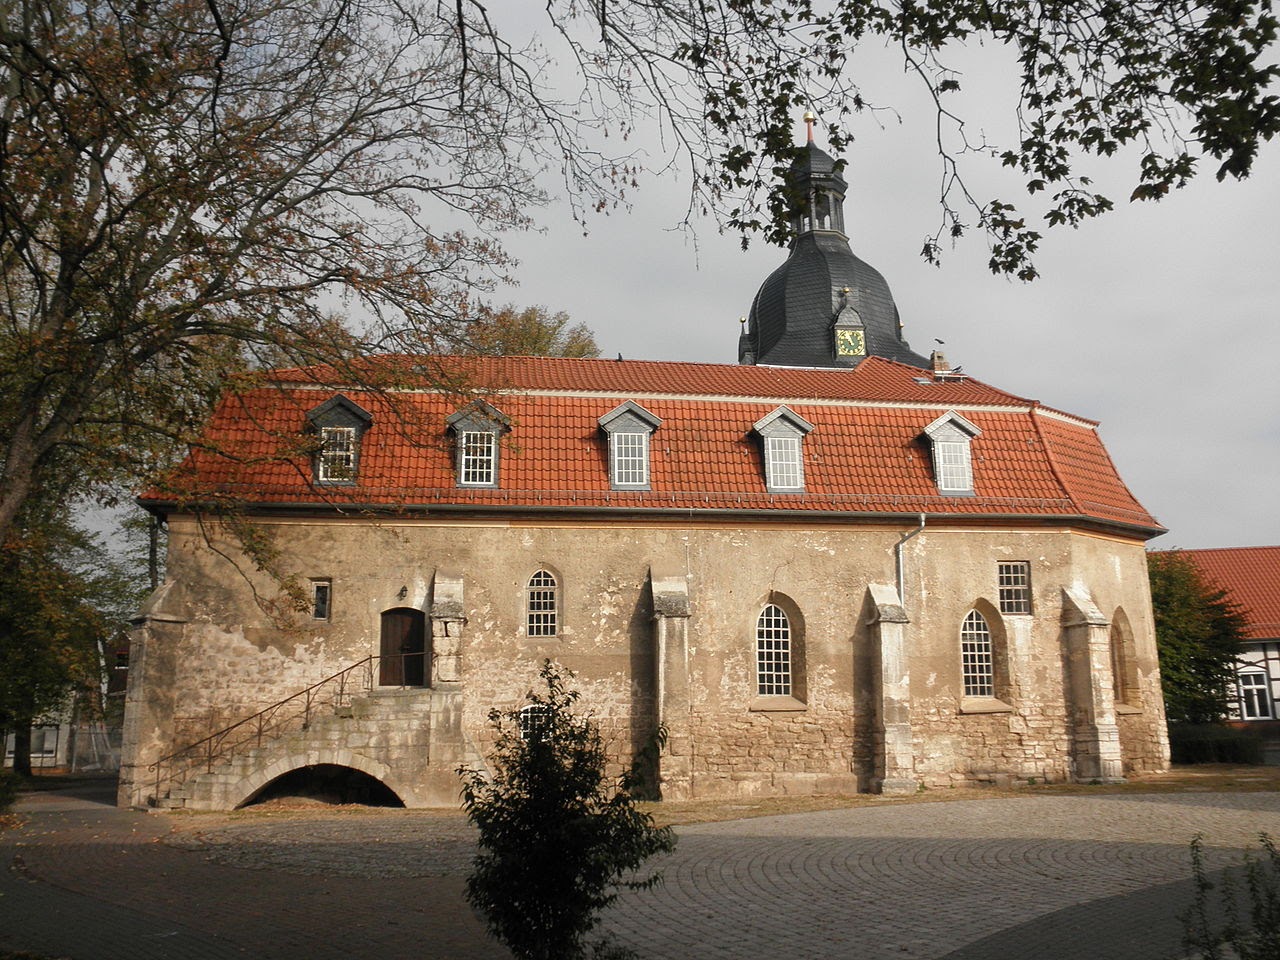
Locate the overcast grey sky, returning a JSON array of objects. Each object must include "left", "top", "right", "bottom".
[{"left": 482, "top": 24, "right": 1280, "bottom": 552}]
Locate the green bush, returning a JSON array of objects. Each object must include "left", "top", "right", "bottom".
[
  {"left": 1169, "top": 724, "right": 1264, "bottom": 765},
  {"left": 460, "top": 661, "right": 675, "bottom": 960}
]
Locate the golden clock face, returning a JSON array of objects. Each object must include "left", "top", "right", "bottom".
[{"left": 836, "top": 328, "right": 866, "bottom": 357}]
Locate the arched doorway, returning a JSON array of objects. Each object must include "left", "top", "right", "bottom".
[{"left": 380, "top": 607, "right": 427, "bottom": 686}]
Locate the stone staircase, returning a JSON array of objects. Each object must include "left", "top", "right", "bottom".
[{"left": 155, "top": 687, "right": 481, "bottom": 810}]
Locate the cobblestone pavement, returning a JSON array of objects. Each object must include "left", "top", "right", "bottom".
[{"left": 4, "top": 782, "right": 1279, "bottom": 960}]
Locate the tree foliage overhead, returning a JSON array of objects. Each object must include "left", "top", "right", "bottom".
[
  {"left": 460, "top": 661, "right": 674, "bottom": 960},
  {"left": 1149, "top": 550, "right": 1250, "bottom": 724},
  {"left": 2, "top": 0, "right": 1276, "bottom": 547},
  {"left": 0, "top": 0, "right": 561, "bottom": 542},
  {"left": 460, "top": 305, "right": 601, "bottom": 359},
  {"left": 523, "top": 0, "right": 1278, "bottom": 277}
]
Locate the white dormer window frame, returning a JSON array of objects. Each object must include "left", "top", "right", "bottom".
[
  {"left": 753, "top": 406, "right": 815, "bottom": 494},
  {"left": 306, "top": 394, "right": 373, "bottom": 487},
  {"left": 598, "top": 401, "right": 662, "bottom": 491},
  {"left": 318, "top": 426, "right": 357, "bottom": 482},
  {"left": 447, "top": 400, "right": 510, "bottom": 489},
  {"left": 459, "top": 430, "right": 497, "bottom": 486},
  {"left": 923, "top": 411, "right": 981, "bottom": 497}
]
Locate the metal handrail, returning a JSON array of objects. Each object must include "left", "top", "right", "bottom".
[{"left": 147, "top": 652, "right": 428, "bottom": 805}]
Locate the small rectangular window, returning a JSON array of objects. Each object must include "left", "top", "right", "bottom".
[
  {"left": 312, "top": 580, "right": 332, "bottom": 621},
  {"left": 766, "top": 436, "right": 803, "bottom": 491},
  {"left": 997, "top": 561, "right": 1032, "bottom": 615},
  {"left": 460, "top": 431, "right": 497, "bottom": 486},
  {"left": 934, "top": 440, "right": 972, "bottom": 492},
  {"left": 318, "top": 426, "right": 357, "bottom": 482},
  {"left": 114, "top": 651, "right": 129, "bottom": 670},
  {"left": 611, "top": 432, "right": 649, "bottom": 487}
]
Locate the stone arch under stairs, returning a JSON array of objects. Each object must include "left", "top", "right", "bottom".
[{"left": 231, "top": 747, "right": 409, "bottom": 809}]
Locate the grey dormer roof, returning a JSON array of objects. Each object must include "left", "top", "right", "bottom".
[
  {"left": 306, "top": 394, "right": 373, "bottom": 431},
  {"left": 753, "top": 405, "right": 815, "bottom": 439},
  {"left": 446, "top": 399, "right": 511, "bottom": 434},
  {"left": 598, "top": 400, "right": 662, "bottom": 434},
  {"left": 924, "top": 411, "right": 981, "bottom": 442}
]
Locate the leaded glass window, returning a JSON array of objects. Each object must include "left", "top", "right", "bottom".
[{"left": 961, "top": 609, "right": 994, "bottom": 698}]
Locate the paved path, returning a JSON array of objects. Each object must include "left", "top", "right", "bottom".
[{"left": 3, "top": 782, "right": 1278, "bottom": 959}]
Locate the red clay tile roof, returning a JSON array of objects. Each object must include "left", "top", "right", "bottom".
[
  {"left": 147, "top": 354, "right": 1162, "bottom": 535},
  {"left": 1164, "top": 547, "right": 1280, "bottom": 640}
]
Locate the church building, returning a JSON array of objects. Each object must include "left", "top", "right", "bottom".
[{"left": 119, "top": 130, "right": 1170, "bottom": 810}]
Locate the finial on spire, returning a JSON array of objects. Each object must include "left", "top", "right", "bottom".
[{"left": 803, "top": 109, "right": 816, "bottom": 144}]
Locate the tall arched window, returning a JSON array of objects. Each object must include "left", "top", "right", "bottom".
[
  {"left": 960, "top": 609, "right": 994, "bottom": 698},
  {"left": 526, "top": 570, "right": 558, "bottom": 637},
  {"left": 756, "top": 604, "right": 792, "bottom": 696}
]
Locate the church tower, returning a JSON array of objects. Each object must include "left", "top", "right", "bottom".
[{"left": 739, "top": 114, "right": 929, "bottom": 369}]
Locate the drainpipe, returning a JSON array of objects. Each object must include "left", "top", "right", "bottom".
[{"left": 895, "top": 513, "right": 926, "bottom": 604}]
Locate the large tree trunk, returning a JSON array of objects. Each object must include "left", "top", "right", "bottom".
[{"left": 11, "top": 724, "right": 32, "bottom": 778}]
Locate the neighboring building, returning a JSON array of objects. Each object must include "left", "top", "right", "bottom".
[
  {"left": 118, "top": 130, "right": 1170, "bottom": 811},
  {"left": 1169, "top": 546, "right": 1280, "bottom": 723},
  {"left": 4, "top": 633, "right": 129, "bottom": 774}
]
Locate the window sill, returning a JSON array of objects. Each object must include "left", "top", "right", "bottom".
[
  {"left": 1114, "top": 702, "right": 1143, "bottom": 715},
  {"left": 959, "top": 697, "right": 1014, "bottom": 715},
  {"left": 749, "top": 695, "right": 807, "bottom": 713}
]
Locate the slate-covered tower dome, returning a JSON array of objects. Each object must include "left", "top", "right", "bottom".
[{"left": 739, "top": 119, "right": 929, "bottom": 369}]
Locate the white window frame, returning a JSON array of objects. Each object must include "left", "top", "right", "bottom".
[
  {"left": 311, "top": 580, "right": 332, "bottom": 621},
  {"left": 1239, "top": 671, "right": 1272, "bottom": 720},
  {"left": 526, "top": 569, "right": 558, "bottom": 638},
  {"left": 961, "top": 609, "right": 995, "bottom": 698},
  {"left": 460, "top": 430, "right": 498, "bottom": 486},
  {"left": 519, "top": 704, "right": 553, "bottom": 741},
  {"left": 765, "top": 436, "right": 803, "bottom": 491},
  {"left": 934, "top": 440, "right": 972, "bottom": 493},
  {"left": 318, "top": 426, "right": 357, "bottom": 483},
  {"left": 610, "top": 431, "right": 650, "bottom": 487},
  {"left": 756, "top": 604, "right": 793, "bottom": 696},
  {"left": 997, "top": 561, "right": 1032, "bottom": 615}
]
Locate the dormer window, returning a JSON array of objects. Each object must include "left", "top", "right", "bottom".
[
  {"left": 753, "top": 406, "right": 814, "bottom": 493},
  {"left": 447, "top": 400, "right": 510, "bottom": 488},
  {"left": 924, "top": 411, "right": 981, "bottom": 496},
  {"left": 460, "top": 431, "right": 497, "bottom": 485},
  {"left": 319, "top": 427, "right": 356, "bottom": 482},
  {"left": 598, "top": 401, "right": 661, "bottom": 491},
  {"left": 306, "top": 395, "right": 373, "bottom": 486}
]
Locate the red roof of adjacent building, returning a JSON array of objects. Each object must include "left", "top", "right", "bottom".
[
  {"left": 1166, "top": 547, "right": 1280, "bottom": 641},
  {"left": 146, "top": 354, "right": 1162, "bottom": 535}
]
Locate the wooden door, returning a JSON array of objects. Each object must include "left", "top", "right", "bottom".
[{"left": 379, "top": 608, "right": 427, "bottom": 687}]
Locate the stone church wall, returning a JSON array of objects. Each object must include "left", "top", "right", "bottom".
[{"left": 119, "top": 513, "right": 1168, "bottom": 809}]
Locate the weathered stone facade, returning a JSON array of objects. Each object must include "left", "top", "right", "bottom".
[{"left": 120, "top": 512, "right": 1169, "bottom": 808}]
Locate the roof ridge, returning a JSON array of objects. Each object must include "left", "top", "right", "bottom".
[{"left": 1029, "top": 403, "right": 1076, "bottom": 508}]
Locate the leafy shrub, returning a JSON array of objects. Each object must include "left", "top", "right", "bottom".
[
  {"left": 1181, "top": 833, "right": 1280, "bottom": 959},
  {"left": 1169, "top": 724, "right": 1264, "bottom": 765},
  {"left": 460, "top": 661, "right": 675, "bottom": 960}
]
